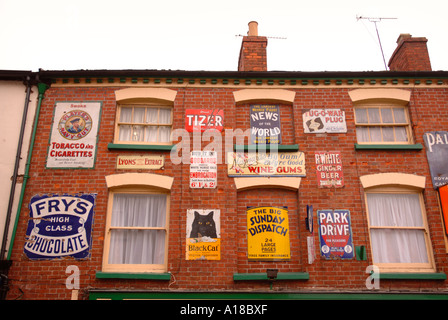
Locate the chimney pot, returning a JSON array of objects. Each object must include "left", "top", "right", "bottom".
[
  {"left": 248, "top": 21, "right": 258, "bottom": 36},
  {"left": 238, "top": 21, "right": 268, "bottom": 72}
]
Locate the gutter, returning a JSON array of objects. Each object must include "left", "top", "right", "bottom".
[{"left": 5, "top": 82, "right": 49, "bottom": 260}]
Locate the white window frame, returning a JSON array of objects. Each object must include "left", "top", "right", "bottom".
[
  {"left": 354, "top": 103, "right": 413, "bottom": 145},
  {"left": 114, "top": 103, "right": 173, "bottom": 145},
  {"left": 361, "top": 173, "right": 435, "bottom": 273},
  {"left": 102, "top": 186, "right": 170, "bottom": 273}
]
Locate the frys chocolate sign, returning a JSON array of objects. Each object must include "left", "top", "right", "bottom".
[{"left": 24, "top": 194, "right": 95, "bottom": 260}]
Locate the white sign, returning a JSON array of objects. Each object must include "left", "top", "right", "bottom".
[
  {"left": 46, "top": 102, "right": 101, "bottom": 168},
  {"left": 190, "top": 151, "right": 217, "bottom": 188},
  {"left": 303, "top": 109, "right": 347, "bottom": 133}
]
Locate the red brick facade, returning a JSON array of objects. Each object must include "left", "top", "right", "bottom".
[{"left": 4, "top": 27, "right": 448, "bottom": 301}]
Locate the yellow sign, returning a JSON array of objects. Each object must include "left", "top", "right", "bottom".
[
  {"left": 227, "top": 151, "right": 306, "bottom": 177},
  {"left": 247, "top": 206, "right": 290, "bottom": 260}
]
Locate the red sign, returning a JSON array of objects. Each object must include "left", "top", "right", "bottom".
[
  {"left": 185, "top": 109, "right": 224, "bottom": 132},
  {"left": 315, "top": 151, "right": 344, "bottom": 188}
]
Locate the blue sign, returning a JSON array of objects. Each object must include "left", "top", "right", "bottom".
[
  {"left": 318, "top": 209, "right": 354, "bottom": 259},
  {"left": 24, "top": 194, "right": 96, "bottom": 260}
]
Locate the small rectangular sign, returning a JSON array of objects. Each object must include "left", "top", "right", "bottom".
[
  {"left": 247, "top": 206, "right": 290, "bottom": 260},
  {"left": 303, "top": 109, "right": 347, "bottom": 133},
  {"left": 318, "top": 209, "right": 354, "bottom": 259},
  {"left": 24, "top": 194, "right": 96, "bottom": 260},
  {"left": 116, "top": 155, "right": 164, "bottom": 169},
  {"left": 185, "top": 109, "right": 224, "bottom": 132},
  {"left": 190, "top": 151, "right": 217, "bottom": 188},
  {"left": 423, "top": 131, "right": 448, "bottom": 189},
  {"left": 315, "top": 151, "right": 344, "bottom": 188},
  {"left": 46, "top": 102, "right": 101, "bottom": 168},
  {"left": 250, "top": 104, "right": 281, "bottom": 144},
  {"left": 227, "top": 151, "right": 306, "bottom": 177},
  {"left": 186, "top": 209, "right": 220, "bottom": 260}
]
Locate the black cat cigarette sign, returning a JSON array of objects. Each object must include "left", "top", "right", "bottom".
[
  {"left": 247, "top": 206, "right": 290, "bottom": 260},
  {"left": 186, "top": 209, "right": 221, "bottom": 260}
]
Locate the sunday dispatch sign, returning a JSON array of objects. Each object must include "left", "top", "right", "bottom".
[{"left": 247, "top": 206, "right": 290, "bottom": 260}]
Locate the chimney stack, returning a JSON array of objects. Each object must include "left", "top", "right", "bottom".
[
  {"left": 238, "top": 21, "right": 268, "bottom": 72},
  {"left": 388, "top": 33, "right": 432, "bottom": 71}
]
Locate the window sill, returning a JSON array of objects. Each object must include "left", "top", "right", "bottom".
[
  {"left": 233, "top": 272, "right": 309, "bottom": 281},
  {"left": 108, "top": 143, "right": 176, "bottom": 151},
  {"left": 95, "top": 271, "right": 171, "bottom": 280},
  {"left": 377, "top": 272, "right": 446, "bottom": 280},
  {"left": 234, "top": 144, "right": 299, "bottom": 152},
  {"left": 354, "top": 143, "right": 423, "bottom": 150}
]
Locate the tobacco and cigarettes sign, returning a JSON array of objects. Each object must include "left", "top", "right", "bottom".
[
  {"left": 315, "top": 151, "right": 344, "bottom": 188},
  {"left": 303, "top": 109, "right": 347, "bottom": 133},
  {"left": 250, "top": 104, "right": 281, "bottom": 144},
  {"left": 247, "top": 206, "right": 290, "bottom": 260},
  {"left": 46, "top": 102, "right": 101, "bottom": 168},
  {"left": 318, "top": 209, "right": 354, "bottom": 259},
  {"left": 24, "top": 194, "right": 96, "bottom": 260}
]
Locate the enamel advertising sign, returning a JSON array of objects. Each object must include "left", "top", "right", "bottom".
[
  {"left": 423, "top": 131, "right": 448, "bottom": 189},
  {"left": 190, "top": 151, "right": 217, "bottom": 188},
  {"left": 185, "top": 109, "right": 224, "bottom": 132},
  {"left": 227, "top": 151, "right": 306, "bottom": 177},
  {"left": 318, "top": 209, "right": 354, "bottom": 259},
  {"left": 186, "top": 209, "right": 221, "bottom": 260},
  {"left": 302, "top": 109, "right": 347, "bottom": 133},
  {"left": 247, "top": 206, "right": 290, "bottom": 260},
  {"left": 250, "top": 104, "right": 281, "bottom": 144},
  {"left": 46, "top": 102, "right": 101, "bottom": 168},
  {"left": 24, "top": 194, "right": 96, "bottom": 260},
  {"left": 315, "top": 151, "right": 344, "bottom": 188}
]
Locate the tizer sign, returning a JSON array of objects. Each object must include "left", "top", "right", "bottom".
[
  {"left": 185, "top": 109, "right": 224, "bottom": 132},
  {"left": 24, "top": 194, "right": 96, "bottom": 260}
]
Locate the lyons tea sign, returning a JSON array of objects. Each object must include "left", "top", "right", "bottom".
[{"left": 24, "top": 194, "right": 95, "bottom": 260}]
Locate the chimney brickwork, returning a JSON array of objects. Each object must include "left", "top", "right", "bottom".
[
  {"left": 238, "top": 21, "right": 268, "bottom": 72},
  {"left": 388, "top": 34, "right": 432, "bottom": 71}
]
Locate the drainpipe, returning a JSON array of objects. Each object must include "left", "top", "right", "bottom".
[
  {"left": 5, "top": 82, "right": 48, "bottom": 261},
  {"left": 0, "top": 76, "right": 33, "bottom": 261}
]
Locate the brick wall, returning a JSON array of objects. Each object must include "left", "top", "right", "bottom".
[{"left": 6, "top": 82, "right": 448, "bottom": 299}]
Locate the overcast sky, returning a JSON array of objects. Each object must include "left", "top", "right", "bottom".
[{"left": 1, "top": 0, "right": 447, "bottom": 72}]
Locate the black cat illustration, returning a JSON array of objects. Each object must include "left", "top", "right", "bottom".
[{"left": 190, "top": 211, "right": 217, "bottom": 238}]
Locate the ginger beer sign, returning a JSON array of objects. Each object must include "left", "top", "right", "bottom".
[
  {"left": 317, "top": 209, "right": 354, "bottom": 259},
  {"left": 247, "top": 206, "right": 290, "bottom": 260}
]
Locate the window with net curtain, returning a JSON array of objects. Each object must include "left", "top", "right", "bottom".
[
  {"left": 366, "top": 192, "right": 433, "bottom": 270},
  {"left": 107, "top": 193, "right": 168, "bottom": 268},
  {"left": 117, "top": 105, "right": 172, "bottom": 144},
  {"left": 355, "top": 105, "right": 410, "bottom": 144}
]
